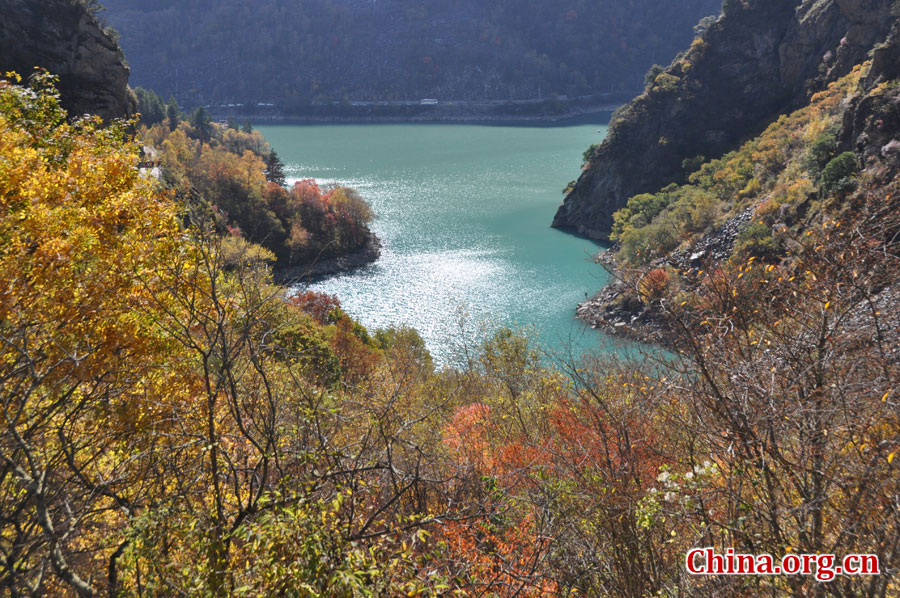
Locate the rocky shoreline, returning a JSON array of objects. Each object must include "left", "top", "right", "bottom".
[
  {"left": 273, "top": 233, "right": 382, "bottom": 286},
  {"left": 575, "top": 251, "right": 672, "bottom": 346},
  {"left": 576, "top": 207, "right": 756, "bottom": 345}
]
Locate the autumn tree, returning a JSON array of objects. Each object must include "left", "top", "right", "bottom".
[
  {"left": 0, "top": 73, "right": 494, "bottom": 598},
  {"left": 0, "top": 72, "right": 184, "bottom": 596},
  {"left": 642, "top": 186, "right": 900, "bottom": 597}
]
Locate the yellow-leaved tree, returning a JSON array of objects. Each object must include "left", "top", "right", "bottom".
[
  {"left": 0, "top": 73, "right": 458, "bottom": 598},
  {"left": 0, "top": 72, "right": 185, "bottom": 595}
]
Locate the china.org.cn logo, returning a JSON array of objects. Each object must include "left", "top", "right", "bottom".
[{"left": 686, "top": 547, "right": 880, "bottom": 583}]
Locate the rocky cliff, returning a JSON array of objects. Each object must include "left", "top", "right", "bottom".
[
  {"left": 0, "top": 0, "right": 135, "bottom": 120},
  {"left": 553, "top": 0, "right": 895, "bottom": 239}
]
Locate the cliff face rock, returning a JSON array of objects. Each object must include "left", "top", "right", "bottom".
[
  {"left": 841, "top": 21, "right": 900, "bottom": 183},
  {"left": 0, "top": 0, "right": 135, "bottom": 120},
  {"left": 553, "top": 0, "right": 894, "bottom": 240}
]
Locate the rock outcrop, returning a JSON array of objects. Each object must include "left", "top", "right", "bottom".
[
  {"left": 553, "top": 0, "right": 895, "bottom": 240},
  {"left": 0, "top": 0, "right": 135, "bottom": 120}
]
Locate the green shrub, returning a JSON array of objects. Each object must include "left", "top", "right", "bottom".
[
  {"left": 644, "top": 64, "right": 666, "bottom": 89},
  {"left": 652, "top": 73, "right": 681, "bottom": 93},
  {"left": 619, "top": 214, "right": 681, "bottom": 265},
  {"left": 734, "top": 221, "right": 776, "bottom": 258},
  {"left": 820, "top": 151, "right": 858, "bottom": 193},
  {"left": 611, "top": 189, "right": 677, "bottom": 241},
  {"left": 612, "top": 185, "right": 718, "bottom": 260},
  {"left": 374, "top": 326, "right": 433, "bottom": 372},
  {"left": 806, "top": 129, "right": 838, "bottom": 174}
]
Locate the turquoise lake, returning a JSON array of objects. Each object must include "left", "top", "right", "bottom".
[{"left": 258, "top": 117, "right": 616, "bottom": 364}]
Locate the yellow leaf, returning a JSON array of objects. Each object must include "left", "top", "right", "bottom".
[{"left": 890, "top": 452, "right": 896, "bottom": 464}]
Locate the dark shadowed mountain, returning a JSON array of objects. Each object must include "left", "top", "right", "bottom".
[{"left": 99, "top": 0, "right": 721, "bottom": 110}]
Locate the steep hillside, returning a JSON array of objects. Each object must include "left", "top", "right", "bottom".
[
  {"left": 99, "top": 0, "right": 720, "bottom": 110},
  {"left": 554, "top": 0, "right": 896, "bottom": 239},
  {"left": 0, "top": 0, "right": 135, "bottom": 120},
  {"left": 577, "top": 14, "right": 900, "bottom": 342}
]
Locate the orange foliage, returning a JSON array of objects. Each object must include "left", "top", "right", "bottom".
[
  {"left": 289, "top": 290, "right": 341, "bottom": 324},
  {"left": 436, "top": 514, "right": 558, "bottom": 598},
  {"left": 443, "top": 403, "right": 492, "bottom": 469},
  {"left": 639, "top": 267, "right": 671, "bottom": 302}
]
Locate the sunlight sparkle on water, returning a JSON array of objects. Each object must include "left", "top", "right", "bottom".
[{"left": 259, "top": 119, "right": 614, "bottom": 365}]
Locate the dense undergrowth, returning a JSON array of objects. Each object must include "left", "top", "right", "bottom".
[{"left": 2, "top": 73, "right": 899, "bottom": 598}]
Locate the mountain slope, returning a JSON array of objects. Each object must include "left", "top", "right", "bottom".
[
  {"left": 575, "top": 9, "right": 900, "bottom": 343},
  {"left": 99, "top": 0, "right": 720, "bottom": 109},
  {"left": 553, "top": 0, "right": 896, "bottom": 239}
]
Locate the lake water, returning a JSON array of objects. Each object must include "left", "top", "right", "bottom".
[{"left": 258, "top": 116, "right": 615, "bottom": 365}]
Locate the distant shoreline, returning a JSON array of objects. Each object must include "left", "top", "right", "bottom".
[
  {"left": 206, "top": 94, "right": 631, "bottom": 125},
  {"left": 240, "top": 106, "right": 621, "bottom": 125}
]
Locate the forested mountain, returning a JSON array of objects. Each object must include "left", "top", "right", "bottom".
[{"left": 99, "top": 0, "right": 721, "bottom": 110}]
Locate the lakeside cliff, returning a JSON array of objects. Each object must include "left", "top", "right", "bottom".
[
  {"left": 568, "top": 0, "right": 900, "bottom": 346},
  {"left": 0, "top": 0, "right": 135, "bottom": 120},
  {"left": 553, "top": 0, "right": 896, "bottom": 240}
]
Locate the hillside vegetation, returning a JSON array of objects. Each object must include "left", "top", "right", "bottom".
[
  {"left": 554, "top": 0, "right": 897, "bottom": 238},
  {"left": 133, "top": 93, "right": 377, "bottom": 274},
  {"left": 98, "top": 0, "right": 720, "bottom": 110},
  {"left": 611, "top": 63, "right": 867, "bottom": 266},
  {"left": 3, "top": 71, "right": 900, "bottom": 598}
]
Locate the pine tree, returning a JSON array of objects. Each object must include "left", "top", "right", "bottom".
[
  {"left": 190, "top": 106, "right": 213, "bottom": 142},
  {"left": 265, "top": 150, "right": 287, "bottom": 186},
  {"left": 166, "top": 95, "right": 180, "bottom": 131}
]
